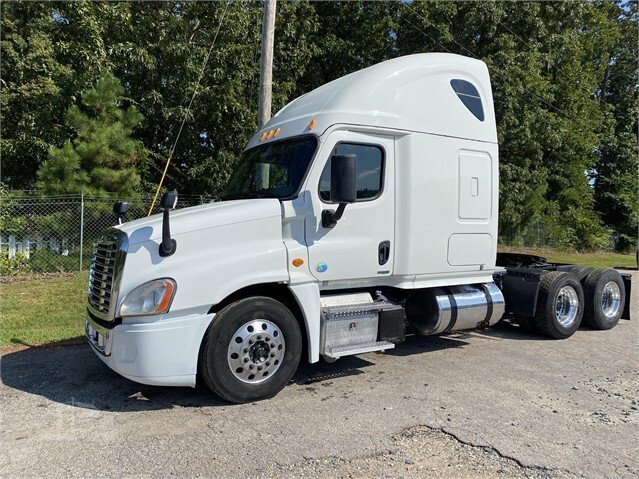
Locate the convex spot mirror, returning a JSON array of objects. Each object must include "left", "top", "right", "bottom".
[
  {"left": 113, "top": 201, "right": 128, "bottom": 225},
  {"left": 160, "top": 190, "right": 178, "bottom": 210},
  {"left": 329, "top": 154, "right": 357, "bottom": 204},
  {"left": 159, "top": 190, "right": 178, "bottom": 257},
  {"left": 113, "top": 201, "right": 128, "bottom": 215}
]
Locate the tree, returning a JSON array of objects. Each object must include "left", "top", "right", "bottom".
[
  {"left": 593, "top": 1, "right": 638, "bottom": 251},
  {"left": 1, "top": 1, "right": 636, "bottom": 251},
  {"left": 37, "top": 73, "right": 146, "bottom": 197}
]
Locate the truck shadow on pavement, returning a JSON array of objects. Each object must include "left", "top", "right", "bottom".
[{"left": 0, "top": 321, "right": 536, "bottom": 413}]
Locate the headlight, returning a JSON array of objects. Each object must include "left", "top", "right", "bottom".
[{"left": 119, "top": 279, "right": 176, "bottom": 317}]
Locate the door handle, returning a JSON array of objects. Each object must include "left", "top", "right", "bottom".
[{"left": 378, "top": 241, "right": 390, "bottom": 266}]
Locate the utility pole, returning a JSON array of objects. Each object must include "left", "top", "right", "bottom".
[{"left": 258, "top": 0, "right": 276, "bottom": 128}]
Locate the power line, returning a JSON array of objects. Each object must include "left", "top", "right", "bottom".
[
  {"left": 402, "top": 1, "right": 478, "bottom": 59},
  {"left": 389, "top": 4, "right": 452, "bottom": 54},
  {"left": 147, "top": 0, "right": 232, "bottom": 216},
  {"left": 478, "top": 2, "right": 596, "bottom": 101},
  {"left": 397, "top": 1, "right": 575, "bottom": 121}
]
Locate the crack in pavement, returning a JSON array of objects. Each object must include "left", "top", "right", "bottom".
[{"left": 429, "top": 425, "right": 582, "bottom": 478}]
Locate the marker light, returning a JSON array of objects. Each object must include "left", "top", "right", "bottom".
[
  {"left": 274, "top": 128, "right": 281, "bottom": 138},
  {"left": 307, "top": 119, "right": 317, "bottom": 131},
  {"left": 267, "top": 129, "right": 276, "bottom": 140},
  {"left": 292, "top": 258, "right": 304, "bottom": 267},
  {"left": 119, "top": 278, "right": 176, "bottom": 317}
]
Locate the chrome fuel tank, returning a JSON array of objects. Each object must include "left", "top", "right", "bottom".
[{"left": 406, "top": 283, "right": 505, "bottom": 335}]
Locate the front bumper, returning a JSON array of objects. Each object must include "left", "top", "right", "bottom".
[{"left": 85, "top": 312, "right": 215, "bottom": 387}]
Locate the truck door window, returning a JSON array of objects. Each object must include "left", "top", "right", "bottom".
[{"left": 319, "top": 143, "right": 384, "bottom": 202}]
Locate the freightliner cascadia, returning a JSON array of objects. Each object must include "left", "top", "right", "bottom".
[{"left": 85, "top": 54, "right": 631, "bottom": 403}]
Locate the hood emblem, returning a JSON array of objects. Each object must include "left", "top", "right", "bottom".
[{"left": 315, "top": 262, "right": 328, "bottom": 273}]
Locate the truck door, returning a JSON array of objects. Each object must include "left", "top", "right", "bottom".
[{"left": 305, "top": 131, "right": 395, "bottom": 282}]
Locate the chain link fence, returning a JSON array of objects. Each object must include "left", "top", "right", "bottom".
[{"left": 0, "top": 192, "right": 215, "bottom": 276}]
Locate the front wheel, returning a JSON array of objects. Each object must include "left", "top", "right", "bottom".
[
  {"left": 199, "top": 296, "right": 302, "bottom": 403},
  {"left": 533, "top": 271, "right": 584, "bottom": 339}
]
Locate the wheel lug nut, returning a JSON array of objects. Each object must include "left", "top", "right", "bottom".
[
  {"left": 270, "top": 353, "right": 275, "bottom": 357},
  {"left": 249, "top": 340, "right": 254, "bottom": 345},
  {"left": 257, "top": 366, "right": 263, "bottom": 371},
  {"left": 244, "top": 358, "right": 249, "bottom": 363},
  {"left": 270, "top": 343, "right": 275, "bottom": 348},
  {"left": 257, "top": 335, "right": 262, "bottom": 340},
  {"left": 265, "top": 337, "right": 270, "bottom": 341},
  {"left": 266, "top": 362, "right": 270, "bottom": 366},
  {"left": 249, "top": 365, "right": 253, "bottom": 370}
]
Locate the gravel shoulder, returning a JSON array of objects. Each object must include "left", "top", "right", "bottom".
[{"left": 1, "top": 273, "right": 637, "bottom": 478}]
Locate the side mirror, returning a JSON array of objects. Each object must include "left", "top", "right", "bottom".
[
  {"left": 160, "top": 190, "right": 178, "bottom": 210},
  {"left": 322, "top": 154, "right": 357, "bottom": 228},
  {"left": 113, "top": 201, "right": 128, "bottom": 225},
  {"left": 159, "top": 190, "right": 178, "bottom": 257},
  {"left": 329, "top": 154, "right": 357, "bottom": 204}
]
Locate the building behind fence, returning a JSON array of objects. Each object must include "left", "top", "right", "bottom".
[{"left": 0, "top": 192, "right": 215, "bottom": 275}]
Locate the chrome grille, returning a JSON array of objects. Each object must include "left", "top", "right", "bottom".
[{"left": 87, "top": 229, "right": 127, "bottom": 320}]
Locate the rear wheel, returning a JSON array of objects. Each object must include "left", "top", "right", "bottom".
[
  {"left": 583, "top": 269, "right": 625, "bottom": 330},
  {"left": 559, "top": 265, "right": 594, "bottom": 282},
  {"left": 533, "top": 271, "right": 584, "bottom": 339},
  {"left": 200, "top": 296, "right": 302, "bottom": 403}
]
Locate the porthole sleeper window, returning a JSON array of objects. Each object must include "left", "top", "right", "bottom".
[{"left": 450, "top": 79, "right": 485, "bottom": 122}]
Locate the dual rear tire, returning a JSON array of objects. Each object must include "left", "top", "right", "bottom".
[
  {"left": 533, "top": 271, "right": 584, "bottom": 339},
  {"left": 582, "top": 268, "right": 625, "bottom": 330},
  {"left": 528, "top": 268, "right": 625, "bottom": 339}
]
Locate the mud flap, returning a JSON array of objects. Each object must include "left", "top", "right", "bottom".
[
  {"left": 621, "top": 273, "right": 631, "bottom": 320},
  {"left": 498, "top": 269, "right": 542, "bottom": 318}
]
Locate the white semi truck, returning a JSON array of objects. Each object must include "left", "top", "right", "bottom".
[{"left": 85, "top": 54, "right": 631, "bottom": 403}]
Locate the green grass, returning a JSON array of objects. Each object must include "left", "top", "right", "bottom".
[
  {"left": 498, "top": 246, "right": 637, "bottom": 269},
  {"left": 0, "top": 248, "right": 636, "bottom": 348},
  {"left": 0, "top": 272, "right": 87, "bottom": 347}
]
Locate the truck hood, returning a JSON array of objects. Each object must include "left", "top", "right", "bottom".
[{"left": 118, "top": 199, "right": 283, "bottom": 245}]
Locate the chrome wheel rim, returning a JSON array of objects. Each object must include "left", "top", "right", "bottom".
[
  {"left": 601, "top": 281, "right": 621, "bottom": 319},
  {"left": 227, "top": 319, "right": 285, "bottom": 384},
  {"left": 555, "top": 285, "right": 579, "bottom": 327}
]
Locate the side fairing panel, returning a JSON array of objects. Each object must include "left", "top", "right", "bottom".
[{"left": 394, "top": 132, "right": 499, "bottom": 282}]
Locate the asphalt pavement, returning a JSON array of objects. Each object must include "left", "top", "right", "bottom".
[{"left": 1, "top": 272, "right": 637, "bottom": 478}]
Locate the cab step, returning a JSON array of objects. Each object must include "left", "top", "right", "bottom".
[
  {"left": 323, "top": 340, "right": 395, "bottom": 359},
  {"left": 319, "top": 292, "right": 400, "bottom": 360}
]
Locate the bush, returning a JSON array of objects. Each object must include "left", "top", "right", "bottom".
[
  {"left": 29, "top": 248, "right": 80, "bottom": 273},
  {"left": 0, "top": 250, "right": 31, "bottom": 276}
]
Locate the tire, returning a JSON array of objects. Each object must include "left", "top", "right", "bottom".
[
  {"left": 199, "top": 296, "right": 302, "bottom": 403},
  {"left": 558, "top": 265, "right": 594, "bottom": 283},
  {"left": 533, "top": 271, "right": 584, "bottom": 339},
  {"left": 582, "top": 269, "right": 625, "bottom": 330}
]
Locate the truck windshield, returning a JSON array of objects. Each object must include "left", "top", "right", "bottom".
[{"left": 222, "top": 136, "right": 317, "bottom": 200}]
